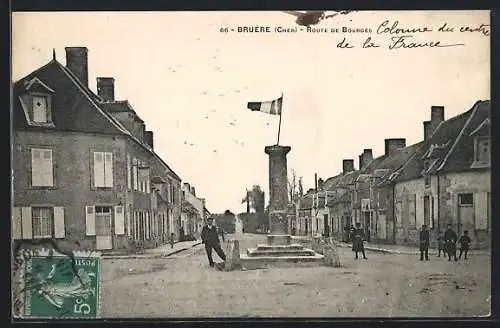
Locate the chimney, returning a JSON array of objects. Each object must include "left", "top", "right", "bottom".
[
  {"left": 183, "top": 182, "right": 190, "bottom": 192},
  {"left": 359, "top": 149, "right": 373, "bottom": 170},
  {"left": 384, "top": 138, "right": 406, "bottom": 156},
  {"left": 314, "top": 173, "right": 318, "bottom": 191},
  {"left": 144, "top": 131, "right": 154, "bottom": 149},
  {"left": 65, "top": 47, "right": 89, "bottom": 87},
  {"left": 431, "top": 106, "right": 445, "bottom": 123},
  {"left": 423, "top": 121, "right": 432, "bottom": 140},
  {"left": 96, "top": 77, "right": 115, "bottom": 101},
  {"left": 318, "top": 178, "right": 324, "bottom": 191},
  {"left": 342, "top": 159, "right": 355, "bottom": 173},
  {"left": 191, "top": 186, "right": 196, "bottom": 196}
]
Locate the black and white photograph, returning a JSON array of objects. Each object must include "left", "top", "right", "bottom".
[{"left": 11, "top": 10, "right": 491, "bottom": 318}]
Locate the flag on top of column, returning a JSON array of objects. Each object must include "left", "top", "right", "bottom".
[{"left": 247, "top": 95, "right": 283, "bottom": 115}]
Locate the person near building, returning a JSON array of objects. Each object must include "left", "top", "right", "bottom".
[
  {"left": 419, "top": 224, "right": 430, "bottom": 261},
  {"left": 201, "top": 217, "right": 226, "bottom": 267},
  {"left": 444, "top": 224, "right": 458, "bottom": 261},
  {"left": 458, "top": 230, "right": 472, "bottom": 260},
  {"left": 169, "top": 233, "right": 175, "bottom": 249},
  {"left": 437, "top": 232, "right": 446, "bottom": 257},
  {"left": 351, "top": 222, "right": 367, "bottom": 260}
]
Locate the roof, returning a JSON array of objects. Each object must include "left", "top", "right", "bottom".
[
  {"left": 392, "top": 100, "right": 490, "bottom": 182},
  {"left": 100, "top": 101, "right": 145, "bottom": 123},
  {"left": 13, "top": 58, "right": 182, "bottom": 181}
]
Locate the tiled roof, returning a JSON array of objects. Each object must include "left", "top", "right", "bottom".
[{"left": 434, "top": 100, "right": 490, "bottom": 173}]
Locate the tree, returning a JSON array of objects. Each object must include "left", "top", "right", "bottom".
[{"left": 288, "top": 169, "right": 298, "bottom": 204}]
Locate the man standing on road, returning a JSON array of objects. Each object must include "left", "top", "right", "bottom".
[
  {"left": 351, "top": 222, "right": 367, "bottom": 260},
  {"left": 444, "top": 224, "right": 458, "bottom": 261},
  {"left": 419, "top": 224, "right": 430, "bottom": 261},
  {"left": 201, "top": 217, "right": 226, "bottom": 267}
]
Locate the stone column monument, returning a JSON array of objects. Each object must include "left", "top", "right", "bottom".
[
  {"left": 239, "top": 144, "right": 324, "bottom": 269},
  {"left": 265, "top": 145, "right": 292, "bottom": 245}
]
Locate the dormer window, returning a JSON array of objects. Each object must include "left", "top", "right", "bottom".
[
  {"left": 32, "top": 96, "right": 48, "bottom": 122},
  {"left": 20, "top": 77, "right": 55, "bottom": 127},
  {"left": 474, "top": 137, "right": 490, "bottom": 165}
]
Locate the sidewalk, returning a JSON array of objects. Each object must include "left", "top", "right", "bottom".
[
  {"left": 335, "top": 241, "right": 491, "bottom": 256},
  {"left": 102, "top": 240, "right": 202, "bottom": 259}
]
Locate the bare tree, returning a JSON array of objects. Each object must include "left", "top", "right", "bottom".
[{"left": 288, "top": 169, "right": 298, "bottom": 203}]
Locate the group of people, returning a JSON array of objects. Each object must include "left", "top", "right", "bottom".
[
  {"left": 350, "top": 222, "right": 472, "bottom": 261},
  {"left": 420, "top": 223, "right": 472, "bottom": 261}
]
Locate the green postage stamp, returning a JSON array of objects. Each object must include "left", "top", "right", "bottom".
[{"left": 13, "top": 248, "right": 101, "bottom": 319}]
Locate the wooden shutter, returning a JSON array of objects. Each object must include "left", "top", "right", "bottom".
[
  {"left": 104, "top": 152, "right": 113, "bottom": 187},
  {"left": 53, "top": 206, "right": 65, "bottom": 238},
  {"left": 85, "top": 206, "right": 96, "bottom": 236},
  {"left": 474, "top": 192, "right": 488, "bottom": 230},
  {"left": 21, "top": 207, "right": 32, "bottom": 239},
  {"left": 31, "top": 149, "right": 42, "bottom": 186},
  {"left": 42, "top": 150, "right": 54, "bottom": 187},
  {"left": 114, "top": 206, "right": 125, "bottom": 235},
  {"left": 145, "top": 212, "right": 150, "bottom": 239},
  {"left": 12, "top": 207, "right": 22, "bottom": 239},
  {"left": 127, "top": 155, "right": 132, "bottom": 190},
  {"left": 133, "top": 159, "right": 138, "bottom": 190},
  {"left": 93, "top": 152, "right": 105, "bottom": 187},
  {"left": 126, "top": 207, "right": 131, "bottom": 236}
]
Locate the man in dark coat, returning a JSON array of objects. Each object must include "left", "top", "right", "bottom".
[
  {"left": 419, "top": 224, "right": 430, "bottom": 261},
  {"left": 458, "top": 230, "right": 472, "bottom": 260},
  {"left": 201, "top": 217, "right": 226, "bottom": 267},
  {"left": 444, "top": 224, "right": 458, "bottom": 261},
  {"left": 351, "top": 222, "right": 367, "bottom": 260}
]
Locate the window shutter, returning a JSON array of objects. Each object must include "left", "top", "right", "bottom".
[
  {"left": 114, "top": 206, "right": 125, "bottom": 235},
  {"left": 474, "top": 192, "right": 488, "bottom": 230},
  {"left": 104, "top": 152, "right": 114, "bottom": 187},
  {"left": 85, "top": 206, "right": 96, "bottom": 236},
  {"left": 21, "top": 207, "right": 33, "bottom": 239},
  {"left": 127, "top": 155, "right": 132, "bottom": 190},
  {"left": 42, "top": 150, "right": 54, "bottom": 187},
  {"left": 31, "top": 149, "right": 42, "bottom": 186},
  {"left": 53, "top": 206, "right": 65, "bottom": 238},
  {"left": 12, "top": 207, "right": 22, "bottom": 239},
  {"left": 133, "top": 159, "right": 138, "bottom": 190},
  {"left": 93, "top": 152, "right": 105, "bottom": 187},
  {"left": 126, "top": 207, "right": 131, "bottom": 236},
  {"left": 145, "top": 212, "right": 150, "bottom": 239}
]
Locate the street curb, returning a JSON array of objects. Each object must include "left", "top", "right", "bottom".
[
  {"left": 102, "top": 242, "right": 202, "bottom": 260},
  {"left": 336, "top": 243, "right": 490, "bottom": 256}
]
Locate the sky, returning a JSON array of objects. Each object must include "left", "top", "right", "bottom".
[{"left": 12, "top": 11, "right": 490, "bottom": 214}]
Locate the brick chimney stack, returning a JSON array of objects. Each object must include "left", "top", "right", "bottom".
[
  {"left": 342, "top": 159, "right": 355, "bottom": 173},
  {"left": 384, "top": 138, "right": 406, "bottom": 156},
  {"left": 359, "top": 149, "right": 373, "bottom": 170},
  {"left": 65, "top": 47, "right": 89, "bottom": 88},
  {"left": 96, "top": 77, "right": 115, "bottom": 101}
]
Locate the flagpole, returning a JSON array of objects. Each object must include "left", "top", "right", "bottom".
[{"left": 277, "top": 92, "right": 283, "bottom": 145}]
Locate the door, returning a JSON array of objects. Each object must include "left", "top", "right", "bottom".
[
  {"left": 95, "top": 206, "right": 112, "bottom": 250},
  {"left": 323, "top": 214, "right": 329, "bottom": 237},
  {"left": 458, "top": 193, "right": 474, "bottom": 235},
  {"left": 379, "top": 211, "right": 387, "bottom": 240},
  {"left": 424, "top": 196, "right": 430, "bottom": 226},
  {"left": 364, "top": 212, "right": 371, "bottom": 241}
]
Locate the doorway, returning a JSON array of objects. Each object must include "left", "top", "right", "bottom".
[
  {"left": 458, "top": 193, "right": 474, "bottom": 235},
  {"left": 323, "top": 214, "right": 330, "bottom": 237},
  {"left": 95, "top": 206, "right": 113, "bottom": 250}
]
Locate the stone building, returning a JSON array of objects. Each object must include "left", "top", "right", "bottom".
[
  {"left": 295, "top": 101, "right": 491, "bottom": 249},
  {"left": 12, "top": 47, "right": 183, "bottom": 252},
  {"left": 180, "top": 182, "right": 206, "bottom": 240}
]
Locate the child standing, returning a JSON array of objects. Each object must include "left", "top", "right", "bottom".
[
  {"left": 169, "top": 233, "right": 175, "bottom": 249},
  {"left": 437, "top": 232, "right": 446, "bottom": 257},
  {"left": 458, "top": 230, "right": 472, "bottom": 260}
]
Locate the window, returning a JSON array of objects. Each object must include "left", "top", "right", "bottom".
[
  {"left": 32, "top": 207, "right": 53, "bottom": 238},
  {"left": 459, "top": 193, "right": 473, "bottom": 206},
  {"left": 32, "top": 96, "right": 48, "bottom": 123},
  {"left": 138, "top": 166, "right": 150, "bottom": 194},
  {"left": 474, "top": 137, "right": 490, "bottom": 165},
  {"left": 31, "top": 149, "right": 53, "bottom": 187},
  {"left": 132, "top": 158, "right": 138, "bottom": 190},
  {"left": 93, "top": 152, "right": 113, "bottom": 187},
  {"left": 127, "top": 155, "right": 132, "bottom": 190}
]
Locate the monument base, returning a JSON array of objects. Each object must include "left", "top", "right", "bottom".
[{"left": 240, "top": 235, "right": 324, "bottom": 270}]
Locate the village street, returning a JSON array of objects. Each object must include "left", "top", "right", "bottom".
[{"left": 100, "top": 234, "right": 491, "bottom": 318}]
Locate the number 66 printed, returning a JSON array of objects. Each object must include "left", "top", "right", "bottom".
[{"left": 73, "top": 298, "right": 91, "bottom": 314}]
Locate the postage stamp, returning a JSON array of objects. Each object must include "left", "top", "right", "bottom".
[{"left": 13, "top": 248, "right": 101, "bottom": 319}]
